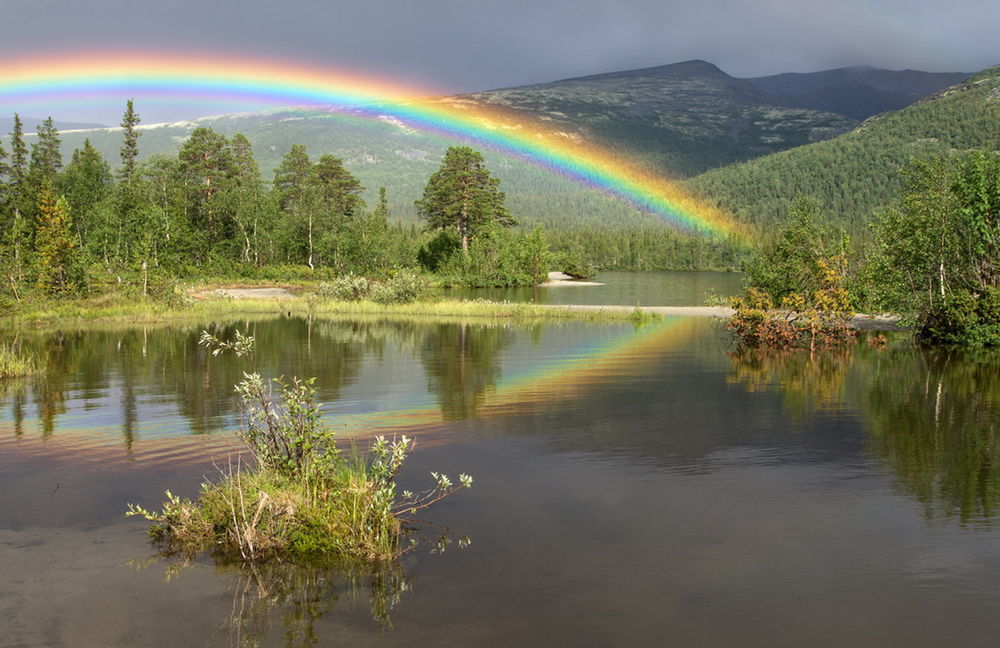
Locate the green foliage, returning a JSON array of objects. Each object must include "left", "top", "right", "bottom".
[
  {"left": 415, "top": 146, "right": 514, "bottom": 253},
  {"left": 369, "top": 270, "right": 426, "bottom": 304},
  {"left": 730, "top": 201, "right": 856, "bottom": 349},
  {"left": 437, "top": 224, "right": 551, "bottom": 287},
  {"left": 865, "top": 150, "right": 1000, "bottom": 346},
  {"left": 417, "top": 229, "right": 460, "bottom": 272},
  {"left": 317, "top": 274, "right": 374, "bottom": 301},
  {"left": 744, "top": 197, "right": 849, "bottom": 303},
  {"left": 34, "top": 187, "right": 85, "bottom": 295}
]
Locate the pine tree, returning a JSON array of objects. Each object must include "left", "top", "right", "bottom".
[
  {"left": 415, "top": 146, "right": 514, "bottom": 254},
  {"left": 273, "top": 144, "right": 312, "bottom": 210},
  {"left": 119, "top": 99, "right": 141, "bottom": 183},
  {"left": 273, "top": 144, "right": 319, "bottom": 267},
  {"left": 177, "top": 127, "right": 232, "bottom": 243},
  {"left": 313, "top": 154, "right": 364, "bottom": 216}
]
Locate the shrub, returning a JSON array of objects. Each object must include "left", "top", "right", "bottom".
[
  {"left": 417, "top": 230, "right": 461, "bottom": 272},
  {"left": 918, "top": 288, "right": 1000, "bottom": 348},
  {"left": 128, "top": 330, "right": 471, "bottom": 564},
  {"left": 317, "top": 274, "right": 374, "bottom": 301},
  {"left": 370, "top": 271, "right": 426, "bottom": 304}
]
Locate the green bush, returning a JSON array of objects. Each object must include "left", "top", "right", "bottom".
[
  {"left": 918, "top": 289, "right": 1000, "bottom": 347},
  {"left": 370, "top": 271, "right": 426, "bottom": 304},
  {"left": 417, "top": 230, "right": 461, "bottom": 272},
  {"left": 318, "top": 274, "right": 374, "bottom": 301}
]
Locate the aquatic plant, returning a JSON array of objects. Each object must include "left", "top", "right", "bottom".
[
  {"left": 127, "top": 330, "right": 471, "bottom": 563},
  {"left": 0, "top": 342, "right": 37, "bottom": 379}
]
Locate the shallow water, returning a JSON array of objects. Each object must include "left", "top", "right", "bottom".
[
  {"left": 1, "top": 314, "right": 999, "bottom": 647},
  {"left": 449, "top": 269, "right": 745, "bottom": 306}
]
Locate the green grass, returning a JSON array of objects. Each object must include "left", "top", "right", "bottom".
[
  {"left": 0, "top": 344, "right": 37, "bottom": 379},
  {"left": 4, "top": 289, "right": 660, "bottom": 326},
  {"left": 132, "top": 459, "right": 405, "bottom": 563}
]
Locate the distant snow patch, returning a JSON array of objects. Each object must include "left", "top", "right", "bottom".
[{"left": 377, "top": 115, "right": 417, "bottom": 135}]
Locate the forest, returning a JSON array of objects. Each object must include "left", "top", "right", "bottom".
[{"left": 0, "top": 100, "right": 753, "bottom": 307}]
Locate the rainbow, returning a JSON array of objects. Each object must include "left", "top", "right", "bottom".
[{"left": 0, "top": 52, "right": 744, "bottom": 238}]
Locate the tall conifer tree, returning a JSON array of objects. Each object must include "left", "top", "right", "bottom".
[
  {"left": 29, "top": 117, "right": 62, "bottom": 184},
  {"left": 5, "top": 115, "right": 30, "bottom": 279},
  {"left": 119, "top": 99, "right": 141, "bottom": 183}
]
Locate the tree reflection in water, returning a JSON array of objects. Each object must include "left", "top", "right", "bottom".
[
  {"left": 221, "top": 561, "right": 407, "bottom": 647},
  {"left": 420, "top": 322, "right": 513, "bottom": 419},
  {"left": 727, "top": 343, "right": 1000, "bottom": 525}
]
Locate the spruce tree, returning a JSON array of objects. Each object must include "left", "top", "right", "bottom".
[
  {"left": 6, "top": 115, "right": 29, "bottom": 279},
  {"left": 119, "top": 99, "right": 141, "bottom": 183},
  {"left": 273, "top": 145, "right": 318, "bottom": 268},
  {"left": 29, "top": 117, "right": 62, "bottom": 184},
  {"left": 0, "top": 142, "right": 9, "bottom": 217},
  {"left": 273, "top": 144, "right": 313, "bottom": 210},
  {"left": 374, "top": 186, "right": 390, "bottom": 220}
]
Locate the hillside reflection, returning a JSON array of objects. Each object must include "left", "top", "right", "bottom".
[{"left": 727, "top": 344, "right": 1000, "bottom": 524}]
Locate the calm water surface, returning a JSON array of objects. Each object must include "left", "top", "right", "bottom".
[
  {"left": 450, "top": 270, "right": 745, "bottom": 306},
  {"left": 1, "top": 313, "right": 999, "bottom": 647}
]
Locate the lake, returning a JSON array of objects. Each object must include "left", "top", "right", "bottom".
[
  {"left": 450, "top": 270, "right": 746, "bottom": 306},
  {"left": 2, "top": 282, "right": 999, "bottom": 646}
]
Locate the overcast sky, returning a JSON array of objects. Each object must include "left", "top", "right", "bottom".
[{"left": 1, "top": 0, "right": 997, "bottom": 123}]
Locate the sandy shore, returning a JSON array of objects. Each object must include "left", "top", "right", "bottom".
[
  {"left": 539, "top": 271, "right": 605, "bottom": 287},
  {"left": 205, "top": 287, "right": 297, "bottom": 300}
]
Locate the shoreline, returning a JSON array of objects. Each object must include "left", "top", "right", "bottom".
[{"left": 2, "top": 288, "right": 902, "bottom": 331}]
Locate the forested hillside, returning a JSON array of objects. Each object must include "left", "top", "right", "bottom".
[{"left": 685, "top": 65, "right": 1000, "bottom": 234}]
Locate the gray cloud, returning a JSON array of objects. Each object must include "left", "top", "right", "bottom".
[{"left": 0, "top": 0, "right": 996, "bottom": 123}]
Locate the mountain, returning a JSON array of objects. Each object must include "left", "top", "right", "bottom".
[
  {"left": 684, "top": 65, "right": 1000, "bottom": 233},
  {"left": 0, "top": 116, "right": 107, "bottom": 133},
  {"left": 460, "top": 59, "right": 857, "bottom": 177},
  {"left": 745, "top": 67, "right": 970, "bottom": 120}
]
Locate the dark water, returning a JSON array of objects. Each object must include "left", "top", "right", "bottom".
[
  {"left": 2, "top": 315, "right": 999, "bottom": 647},
  {"left": 449, "top": 270, "right": 745, "bottom": 306}
]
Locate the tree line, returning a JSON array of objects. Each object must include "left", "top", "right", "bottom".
[{"left": 0, "top": 102, "right": 578, "bottom": 300}]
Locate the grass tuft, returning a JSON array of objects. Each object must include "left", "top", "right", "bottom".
[{"left": 0, "top": 343, "right": 37, "bottom": 379}]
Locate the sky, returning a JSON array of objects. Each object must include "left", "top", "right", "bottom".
[{"left": 0, "top": 0, "right": 997, "bottom": 124}]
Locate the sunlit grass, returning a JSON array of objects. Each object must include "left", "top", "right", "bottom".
[
  {"left": 0, "top": 343, "right": 37, "bottom": 379},
  {"left": 5, "top": 291, "right": 661, "bottom": 326}
]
